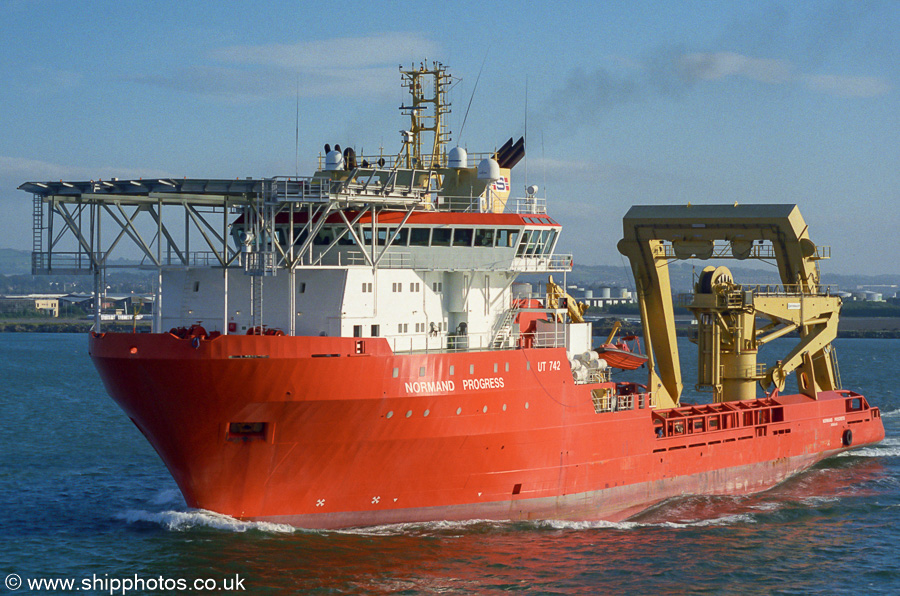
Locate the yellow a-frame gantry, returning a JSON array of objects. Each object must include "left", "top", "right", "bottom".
[{"left": 617, "top": 204, "right": 840, "bottom": 409}]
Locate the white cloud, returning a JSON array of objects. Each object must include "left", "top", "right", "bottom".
[
  {"left": 675, "top": 52, "right": 891, "bottom": 99},
  {"left": 128, "top": 32, "right": 441, "bottom": 101},
  {"left": 679, "top": 52, "right": 793, "bottom": 84},
  {"left": 210, "top": 32, "right": 440, "bottom": 70},
  {"left": 0, "top": 156, "right": 166, "bottom": 182},
  {"left": 803, "top": 74, "right": 891, "bottom": 97}
]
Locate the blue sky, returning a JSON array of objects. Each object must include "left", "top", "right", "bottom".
[{"left": 2, "top": 0, "right": 897, "bottom": 275}]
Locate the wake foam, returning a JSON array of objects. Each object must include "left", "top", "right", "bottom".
[
  {"left": 340, "top": 513, "right": 757, "bottom": 535},
  {"left": 839, "top": 446, "right": 900, "bottom": 458},
  {"left": 536, "top": 513, "right": 756, "bottom": 530},
  {"left": 117, "top": 509, "right": 298, "bottom": 534},
  {"left": 338, "top": 518, "right": 504, "bottom": 536},
  {"left": 838, "top": 438, "right": 900, "bottom": 458}
]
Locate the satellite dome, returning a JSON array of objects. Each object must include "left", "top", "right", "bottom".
[
  {"left": 325, "top": 150, "right": 344, "bottom": 171},
  {"left": 477, "top": 158, "right": 500, "bottom": 181},
  {"left": 448, "top": 147, "right": 468, "bottom": 168}
]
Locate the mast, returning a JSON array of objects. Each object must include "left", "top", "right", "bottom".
[{"left": 399, "top": 61, "right": 452, "bottom": 169}]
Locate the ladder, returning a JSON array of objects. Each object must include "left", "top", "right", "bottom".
[
  {"left": 32, "top": 193, "right": 44, "bottom": 273},
  {"left": 179, "top": 272, "right": 194, "bottom": 326},
  {"left": 250, "top": 274, "right": 263, "bottom": 331},
  {"left": 490, "top": 307, "right": 519, "bottom": 350}
]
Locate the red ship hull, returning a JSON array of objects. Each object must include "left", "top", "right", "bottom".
[{"left": 90, "top": 332, "right": 885, "bottom": 529}]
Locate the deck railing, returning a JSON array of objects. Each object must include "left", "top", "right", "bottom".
[{"left": 387, "top": 328, "right": 567, "bottom": 355}]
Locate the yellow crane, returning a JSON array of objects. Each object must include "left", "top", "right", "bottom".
[
  {"left": 546, "top": 275, "right": 588, "bottom": 323},
  {"left": 617, "top": 204, "right": 839, "bottom": 408}
]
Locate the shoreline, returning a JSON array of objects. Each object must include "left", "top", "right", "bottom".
[{"left": 1, "top": 318, "right": 899, "bottom": 338}]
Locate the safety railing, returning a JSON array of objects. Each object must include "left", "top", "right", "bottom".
[
  {"left": 31, "top": 251, "right": 97, "bottom": 273},
  {"left": 512, "top": 254, "right": 573, "bottom": 272},
  {"left": 506, "top": 197, "right": 547, "bottom": 214},
  {"left": 592, "top": 389, "right": 653, "bottom": 413},
  {"left": 387, "top": 327, "right": 567, "bottom": 355},
  {"left": 652, "top": 398, "right": 785, "bottom": 439}
]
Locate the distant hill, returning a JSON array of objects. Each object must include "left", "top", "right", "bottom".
[
  {"left": 0, "top": 249, "right": 30, "bottom": 276},
  {"left": 0, "top": 245, "right": 895, "bottom": 296},
  {"left": 524, "top": 261, "right": 896, "bottom": 295}
]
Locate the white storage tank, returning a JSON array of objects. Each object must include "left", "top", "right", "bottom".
[{"left": 512, "top": 282, "right": 532, "bottom": 298}]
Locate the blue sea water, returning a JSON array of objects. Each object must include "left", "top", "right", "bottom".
[{"left": 0, "top": 333, "right": 897, "bottom": 594}]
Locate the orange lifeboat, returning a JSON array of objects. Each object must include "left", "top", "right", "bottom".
[{"left": 595, "top": 322, "right": 647, "bottom": 370}]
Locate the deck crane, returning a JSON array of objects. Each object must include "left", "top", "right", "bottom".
[{"left": 617, "top": 204, "right": 839, "bottom": 409}]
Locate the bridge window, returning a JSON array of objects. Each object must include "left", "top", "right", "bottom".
[
  {"left": 392, "top": 228, "right": 408, "bottom": 246},
  {"left": 409, "top": 228, "right": 430, "bottom": 246},
  {"left": 529, "top": 229, "right": 550, "bottom": 256},
  {"left": 289, "top": 228, "right": 309, "bottom": 246},
  {"left": 313, "top": 227, "right": 336, "bottom": 245},
  {"left": 545, "top": 229, "right": 558, "bottom": 254},
  {"left": 496, "top": 229, "right": 519, "bottom": 248},
  {"left": 475, "top": 229, "right": 494, "bottom": 247},
  {"left": 516, "top": 230, "right": 533, "bottom": 256},
  {"left": 452, "top": 228, "right": 474, "bottom": 247},
  {"left": 337, "top": 229, "right": 356, "bottom": 245},
  {"left": 432, "top": 228, "right": 452, "bottom": 246}
]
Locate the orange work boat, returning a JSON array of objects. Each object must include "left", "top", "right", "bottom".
[
  {"left": 22, "top": 62, "right": 883, "bottom": 529},
  {"left": 594, "top": 322, "right": 648, "bottom": 370}
]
